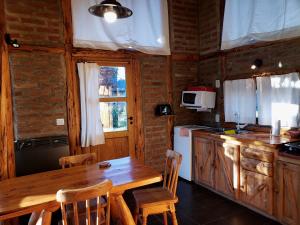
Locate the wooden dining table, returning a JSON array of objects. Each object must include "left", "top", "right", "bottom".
[{"left": 0, "top": 157, "right": 162, "bottom": 225}]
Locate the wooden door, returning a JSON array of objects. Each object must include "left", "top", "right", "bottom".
[
  {"left": 277, "top": 161, "right": 300, "bottom": 225},
  {"left": 94, "top": 61, "right": 135, "bottom": 161},
  {"left": 193, "top": 137, "right": 214, "bottom": 187},
  {"left": 240, "top": 168, "right": 273, "bottom": 214},
  {"left": 214, "top": 141, "right": 239, "bottom": 199}
]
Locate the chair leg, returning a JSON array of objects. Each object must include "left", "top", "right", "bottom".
[
  {"left": 170, "top": 211, "right": 178, "bottom": 225},
  {"left": 134, "top": 207, "right": 139, "bottom": 225},
  {"left": 163, "top": 212, "right": 168, "bottom": 225},
  {"left": 142, "top": 216, "right": 147, "bottom": 225}
]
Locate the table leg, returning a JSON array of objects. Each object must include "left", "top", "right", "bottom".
[
  {"left": 28, "top": 205, "right": 59, "bottom": 225},
  {"left": 28, "top": 210, "right": 52, "bottom": 225},
  {"left": 110, "top": 193, "right": 135, "bottom": 225}
]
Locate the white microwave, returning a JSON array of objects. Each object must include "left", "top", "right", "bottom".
[{"left": 181, "top": 90, "right": 216, "bottom": 109}]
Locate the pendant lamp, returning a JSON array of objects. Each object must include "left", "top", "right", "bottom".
[{"left": 89, "top": 0, "right": 133, "bottom": 23}]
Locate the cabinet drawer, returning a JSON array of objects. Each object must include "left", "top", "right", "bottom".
[
  {"left": 241, "top": 147, "right": 274, "bottom": 162},
  {"left": 240, "top": 157, "right": 273, "bottom": 176}
]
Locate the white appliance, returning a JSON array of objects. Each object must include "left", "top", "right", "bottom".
[
  {"left": 174, "top": 125, "right": 211, "bottom": 181},
  {"left": 181, "top": 88, "right": 216, "bottom": 110}
]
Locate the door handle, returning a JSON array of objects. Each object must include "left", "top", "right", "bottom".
[{"left": 128, "top": 116, "right": 133, "bottom": 124}]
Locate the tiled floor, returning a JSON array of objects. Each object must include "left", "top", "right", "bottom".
[{"left": 124, "top": 179, "right": 281, "bottom": 225}]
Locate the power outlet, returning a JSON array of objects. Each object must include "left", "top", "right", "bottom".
[
  {"left": 215, "top": 113, "right": 220, "bottom": 123},
  {"left": 56, "top": 118, "right": 65, "bottom": 126},
  {"left": 215, "top": 80, "right": 220, "bottom": 88}
]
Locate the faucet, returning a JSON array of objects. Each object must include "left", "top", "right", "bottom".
[
  {"left": 234, "top": 113, "right": 240, "bottom": 132},
  {"left": 234, "top": 112, "right": 248, "bottom": 132}
]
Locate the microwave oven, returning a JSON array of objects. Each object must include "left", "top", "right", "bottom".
[{"left": 181, "top": 90, "right": 216, "bottom": 109}]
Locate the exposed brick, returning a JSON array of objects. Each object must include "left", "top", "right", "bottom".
[
  {"left": 4, "top": 0, "right": 64, "bottom": 46},
  {"left": 140, "top": 56, "right": 169, "bottom": 171},
  {"left": 10, "top": 52, "right": 67, "bottom": 139},
  {"left": 170, "top": 0, "right": 200, "bottom": 54}
]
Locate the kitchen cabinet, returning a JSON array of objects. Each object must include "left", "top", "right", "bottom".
[
  {"left": 240, "top": 168, "right": 273, "bottom": 214},
  {"left": 193, "top": 137, "right": 214, "bottom": 188},
  {"left": 240, "top": 146, "right": 274, "bottom": 215},
  {"left": 277, "top": 161, "right": 300, "bottom": 225},
  {"left": 192, "top": 130, "right": 300, "bottom": 223},
  {"left": 193, "top": 137, "right": 240, "bottom": 199},
  {"left": 214, "top": 141, "right": 239, "bottom": 199}
]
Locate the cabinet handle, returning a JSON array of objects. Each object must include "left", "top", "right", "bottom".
[{"left": 257, "top": 184, "right": 266, "bottom": 192}]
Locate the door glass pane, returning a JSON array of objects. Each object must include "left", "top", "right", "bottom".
[
  {"left": 100, "top": 102, "right": 128, "bottom": 132},
  {"left": 98, "top": 66, "right": 126, "bottom": 98}
]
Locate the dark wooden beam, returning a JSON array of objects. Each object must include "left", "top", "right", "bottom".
[
  {"left": 166, "top": 56, "right": 174, "bottom": 149},
  {"left": 0, "top": 0, "right": 15, "bottom": 180},
  {"left": 8, "top": 45, "right": 65, "bottom": 54},
  {"left": 62, "top": 0, "right": 81, "bottom": 155}
]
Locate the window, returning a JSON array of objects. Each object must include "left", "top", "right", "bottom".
[
  {"left": 224, "top": 79, "right": 256, "bottom": 124},
  {"left": 71, "top": 0, "right": 170, "bottom": 55},
  {"left": 98, "top": 66, "right": 128, "bottom": 132},
  {"left": 222, "top": 0, "right": 300, "bottom": 50},
  {"left": 224, "top": 73, "right": 300, "bottom": 128},
  {"left": 257, "top": 73, "right": 300, "bottom": 127}
]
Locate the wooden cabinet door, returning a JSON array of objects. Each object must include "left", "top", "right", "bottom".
[
  {"left": 277, "top": 161, "right": 300, "bottom": 225},
  {"left": 214, "top": 141, "right": 239, "bottom": 199},
  {"left": 193, "top": 137, "right": 214, "bottom": 187},
  {"left": 240, "top": 169, "right": 273, "bottom": 215}
]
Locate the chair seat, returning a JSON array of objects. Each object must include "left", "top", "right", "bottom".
[{"left": 133, "top": 187, "right": 178, "bottom": 208}]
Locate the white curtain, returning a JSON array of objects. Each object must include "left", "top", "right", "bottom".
[
  {"left": 71, "top": 0, "right": 170, "bottom": 55},
  {"left": 222, "top": 0, "right": 300, "bottom": 50},
  {"left": 78, "top": 63, "right": 105, "bottom": 147},
  {"left": 257, "top": 72, "right": 300, "bottom": 127},
  {"left": 224, "top": 79, "right": 256, "bottom": 124}
]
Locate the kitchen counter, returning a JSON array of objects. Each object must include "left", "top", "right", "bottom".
[{"left": 192, "top": 129, "right": 300, "bottom": 149}]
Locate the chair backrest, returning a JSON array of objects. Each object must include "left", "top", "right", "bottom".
[
  {"left": 56, "top": 179, "right": 113, "bottom": 225},
  {"left": 59, "top": 153, "right": 97, "bottom": 169},
  {"left": 163, "top": 150, "right": 182, "bottom": 198}
]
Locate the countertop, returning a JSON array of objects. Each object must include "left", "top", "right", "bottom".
[{"left": 192, "top": 129, "right": 300, "bottom": 149}]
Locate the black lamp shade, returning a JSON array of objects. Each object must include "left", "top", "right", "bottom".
[{"left": 89, "top": 0, "right": 133, "bottom": 19}]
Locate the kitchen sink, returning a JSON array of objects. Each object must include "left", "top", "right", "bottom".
[{"left": 205, "top": 127, "right": 253, "bottom": 135}]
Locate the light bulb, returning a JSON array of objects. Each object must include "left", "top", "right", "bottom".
[
  {"left": 251, "top": 64, "right": 256, "bottom": 70},
  {"left": 104, "top": 11, "right": 117, "bottom": 23},
  {"left": 278, "top": 61, "right": 283, "bottom": 68}
]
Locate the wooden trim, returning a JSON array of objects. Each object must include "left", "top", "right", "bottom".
[
  {"left": 62, "top": 0, "right": 81, "bottom": 155},
  {"left": 73, "top": 48, "right": 138, "bottom": 59},
  {"left": 223, "top": 36, "right": 300, "bottom": 55},
  {"left": 99, "top": 97, "right": 127, "bottom": 102},
  {"left": 0, "top": 0, "right": 15, "bottom": 180},
  {"left": 171, "top": 53, "right": 199, "bottom": 61},
  {"left": 132, "top": 58, "right": 144, "bottom": 163},
  {"left": 166, "top": 56, "right": 174, "bottom": 149},
  {"left": 8, "top": 45, "right": 65, "bottom": 54},
  {"left": 104, "top": 131, "right": 128, "bottom": 139}
]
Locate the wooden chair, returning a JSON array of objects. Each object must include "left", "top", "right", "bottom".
[
  {"left": 59, "top": 153, "right": 97, "bottom": 169},
  {"left": 133, "top": 150, "right": 182, "bottom": 225},
  {"left": 56, "top": 179, "right": 113, "bottom": 225}
]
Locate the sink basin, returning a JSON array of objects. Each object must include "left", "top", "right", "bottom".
[
  {"left": 235, "top": 130, "right": 253, "bottom": 134},
  {"left": 205, "top": 128, "right": 253, "bottom": 135}
]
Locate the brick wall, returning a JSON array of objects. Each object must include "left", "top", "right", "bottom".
[
  {"left": 198, "top": 57, "right": 221, "bottom": 124},
  {"left": 172, "top": 61, "right": 201, "bottom": 125},
  {"left": 140, "top": 56, "right": 169, "bottom": 171},
  {"left": 169, "top": 0, "right": 199, "bottom": 53},
  {"left": 199, "top": 0, "right": 221, "bottom": 54},
  {"left": 10, "top": 52, "right": 67, "bottom": 139},
  {"left": 225, "top": 39, "right": 300, "bottom": 80},
  {"left": 4, "top": 0, "right": 64, "bottom": 46}
]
